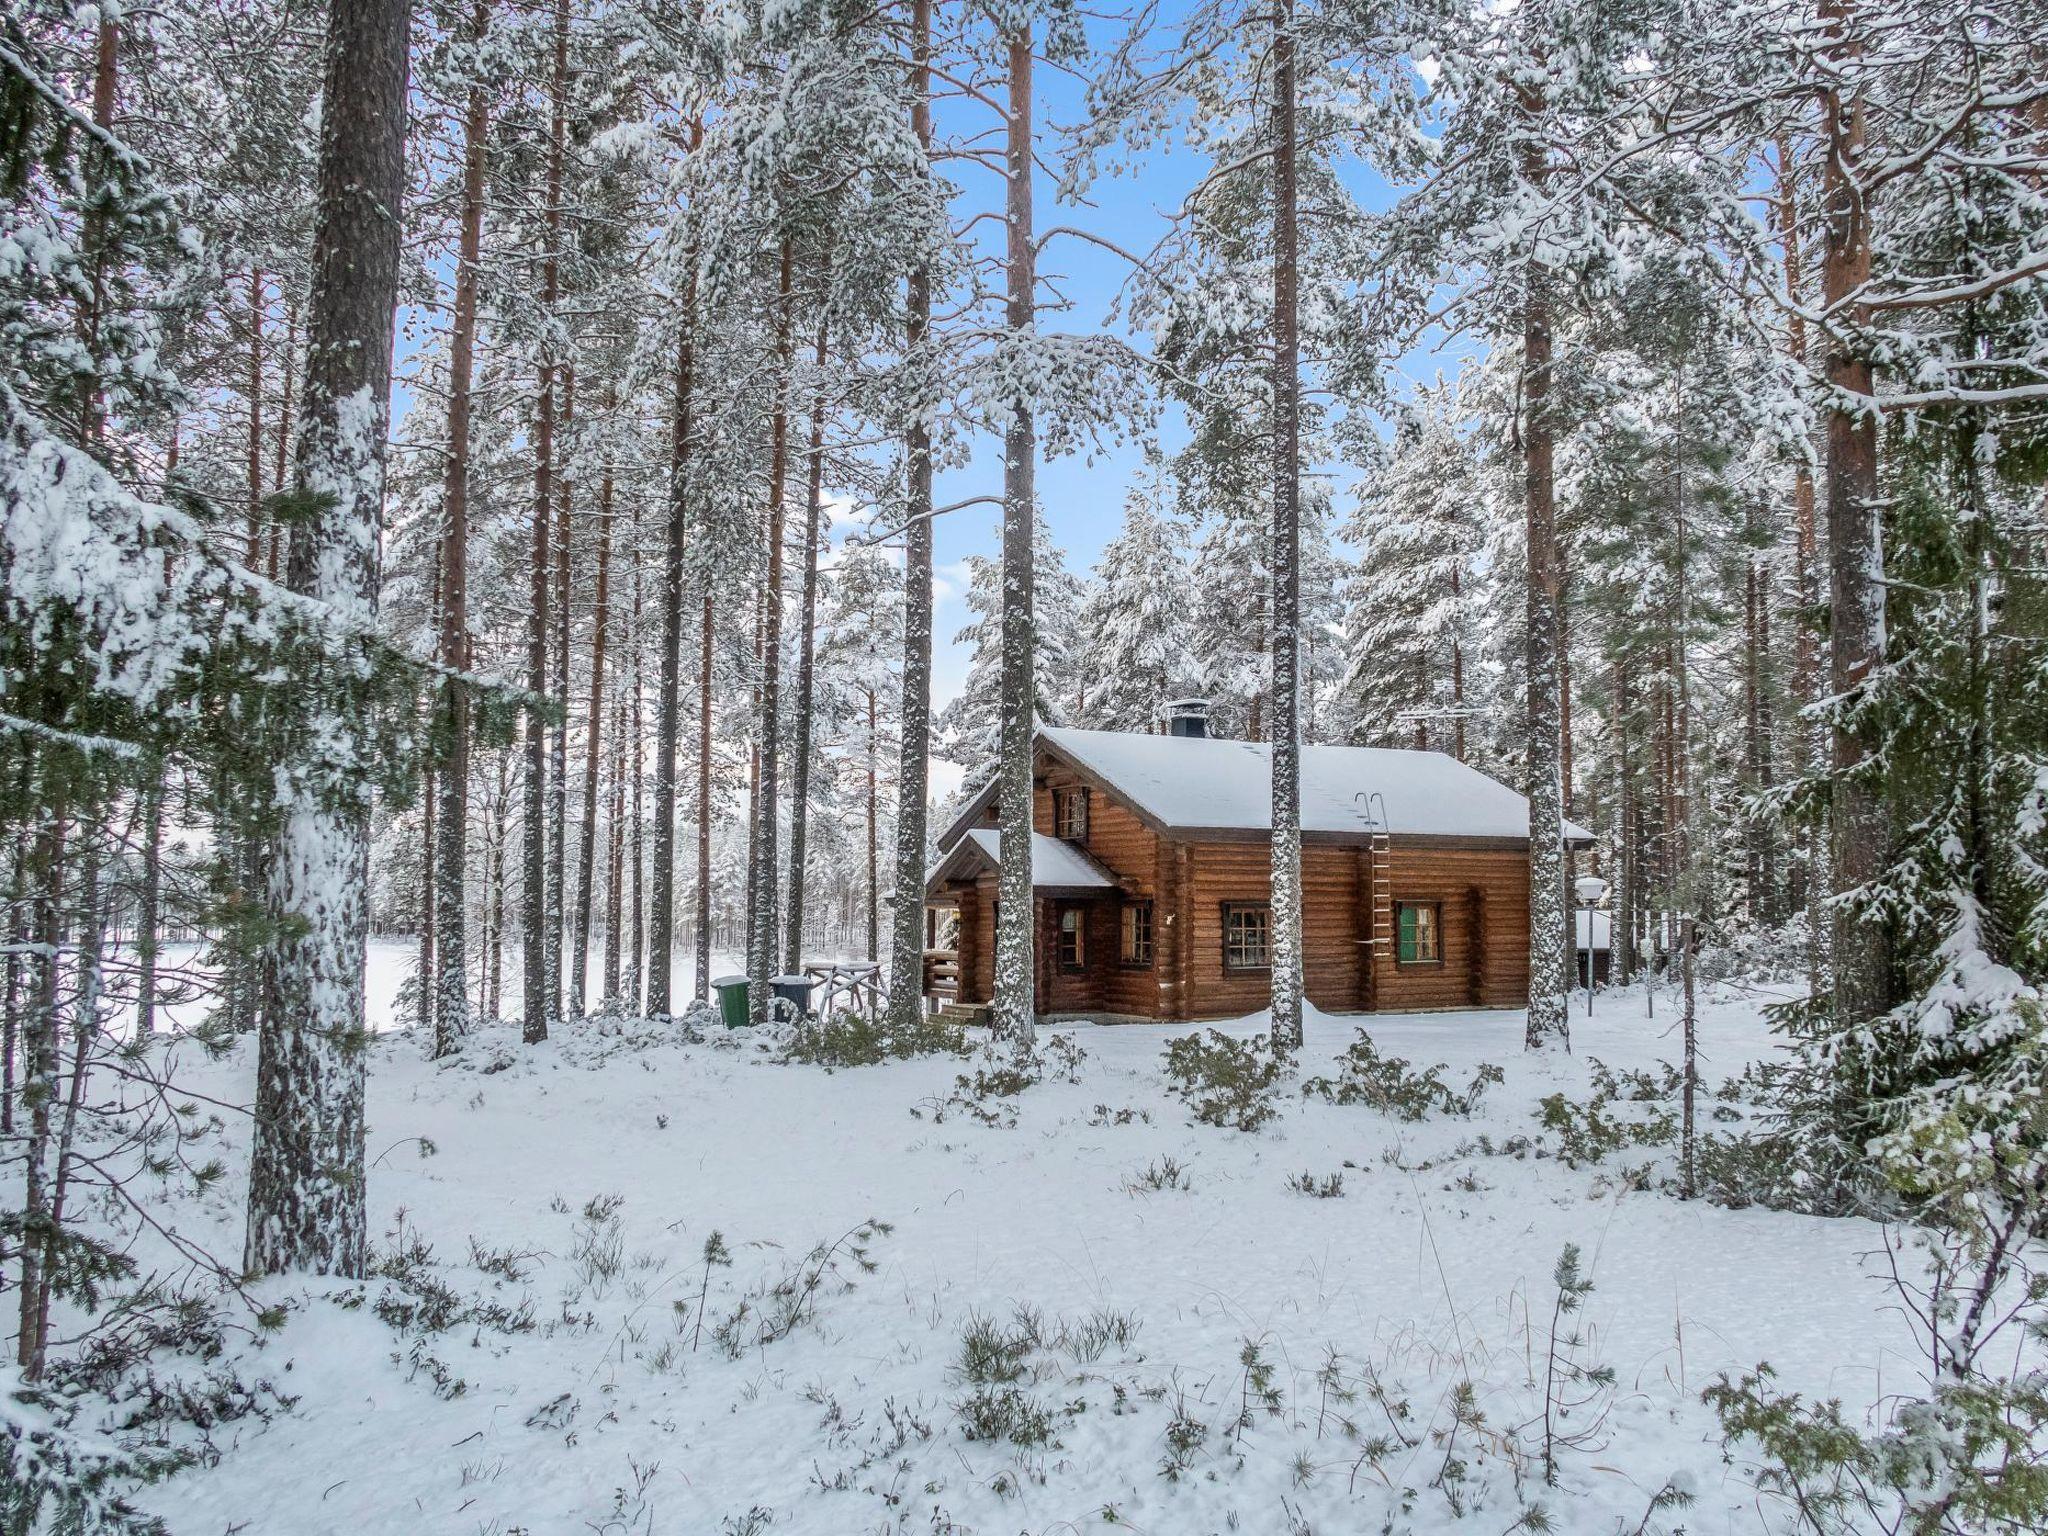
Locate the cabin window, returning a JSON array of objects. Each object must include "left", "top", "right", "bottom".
[
  {"left": 1057, "top": 906, "right": 1085, "bottom": 972},
  {"left": 1222, "top": 903, "right": 1272, "bottom": 972},
  {"left": 1053, "top": 786, "right": 1089, "bottom": 841},
  {"left": 1120, "top": 902, "right": 1154, "bottom": 968},
  {"left": 1396, "top": 901, "right": 1442, "bottom": 964}
]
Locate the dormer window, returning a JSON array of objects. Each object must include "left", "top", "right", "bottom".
[{"left": 1054, "top": 786, "right": 1089, "bottom": 841}]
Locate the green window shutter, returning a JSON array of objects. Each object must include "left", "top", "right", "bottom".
[{"left": 1397, "top": 904, "right": 1418, "bottom": 963}]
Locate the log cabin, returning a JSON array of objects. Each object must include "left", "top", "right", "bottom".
[{"left": 921, "top": 702, "right": 1592, "bottom": 1021}]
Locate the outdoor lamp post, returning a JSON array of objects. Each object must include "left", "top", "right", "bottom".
[{"left": 1574, "top": 875, "right": 1609, "bottom": 1016}]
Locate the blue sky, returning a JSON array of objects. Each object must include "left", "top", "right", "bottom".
[{"left": 900, "top": 23, "right": 1441, "bottom": 797}]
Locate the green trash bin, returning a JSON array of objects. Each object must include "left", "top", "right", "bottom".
[{"left": 712, "top": 975, "right": 750, "bottom": 1029}]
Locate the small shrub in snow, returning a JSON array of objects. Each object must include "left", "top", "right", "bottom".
[
  {"left": 1125, "top": 1154, "right": 1191, "bottom": 1193},
  {"left": 568, "top": 1194, "right": 628, "bottom": 1294},
  {"left": 780, "top": 1007, "right": 970, "bottom": 1069},
  {"left": 1088, "top": 1102, "right": 1151, "bottom": 1126},
  {"left": 1225, "top": 1337, "right": 1284, "bottom": 1451},
  {"left": 1536, "top": 1090, "right": 1675, "bottom": 1168},
  {"left": 50, "top": 1299, "right": 295, "bottom": 1453},
  {"left": 1160, "top": 1382, "right": 1209, "bottom": 1481},
  {"left": 1706, "top": 1363, "right": 2048, "bottom": 1536},
  {"left": 1531, "top": 1243, "right": 1616, "bottom": 1483},
  {"left": 951, "top": 1310, "right": 1057, "bottom": 1447},
  {"left": 2, "top": 1371, "right": 178, "bottom": 1536},
  {"left": 344, "top": 1222, "right": 536, "bottom": 1340},
  {"left": 1302, "top": 1030, "right": 1503, "bottom": 1120},
  {"left": 1042, "top": 1032, "right": 1087, "bottom": 1082},
  {"left": 711, "top": 1219, "right": 891, "bottom": 1358},
  {"left": 1289, "top": 1169, "right": 1346, "bottom": 1198},
  {"left": 1161, "top": 1031, "right": 1284, "bottom": 1132},
  {"left": 918, "top": 1040, "right": 1048, "bottom": 1127},
  {"left": 1052, "top": 1307, "right": 1142, "bottom": 1363}
]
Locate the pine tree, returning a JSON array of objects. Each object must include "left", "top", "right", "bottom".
[
  {"left": 1339, "top": 379, "right": 1483, "bottom": 754},
  {"left": 246, "top": 0, "right": 412, "bottom": 1277},
  {"left": 1074, "top": 471, "right": 1196, "bottom": 731}
]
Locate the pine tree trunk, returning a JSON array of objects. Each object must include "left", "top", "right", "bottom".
[
  {"left": 1743, "top": 534, "right": 1773, "bottom": 923},
  {"left": 1818, "top": 0, "right": 1891, "bottom": 1029},
  {"left": 136, "top": 761, "right": 163, "bottom": 1035},
  {"left": 1450, "top": 565, "right": 1466, "bottom": 763},
  {"left": 571, "top": 415, "right": 613, "bottom": 1016},
  {"left": 693, "top": 580, "right": 712, "bottom": 1003},
  {"left": 419, "top": 751, "right": 435, "bottom": 1033},
  {"left": 885, "top": 0, "right": 937, "bottom": 1038},
  {"left": 866, "top": 689, "right": 880, "bottom": 962},
  {"left": 602, "top": 686, "right": 625, "bottom": 1007},
  {"left": 1558, "top": 580, "right": 1574, "bottom": 828},
  {"left": 434, "top": 13, "right": 486, "bottom": 1056},
  {"left": 246, "top": 0, "right": 408, "bottom": 1277},
  {"left": 747, "top": 239, "right": 796, "bottom": 1023},
  {"left": 521, "top": 0, "right": 568, "bottom": 1044},
  {"left": 648, "top": 252, "right": 699, "bottom": 1019},
  {"left": 245, "top": 270, "right": 266, "bottom": 564},
  {"left": 1614, "top": 656, "right": 1637, "bottom": 985},
  {"left": 486, "top": 760, "right": 506, "bottom": 1020},
  {"left": 992, "top": 24, "right": 1038, "bottom": 1048},
  {"left": 549, "top": 366, "right": 572, "bottom": 1019},
  {"left": 15, "top": 800, "right": 63, "bottom": 1375},
  {"left": 1267, "top": 0, "right": 1305, "bottom": 1054},
  {"left": 1520, "top": 133, "right": 1570, "bottom": 1051},
  {"left": 628, "top": 550, "right": 646, "bottom": 1012},
  {"left": 784, "top": 313, "right": 829, "bottom": 974},
  {"left": 1673, "top": 367, "right": 1697, "bottom": 1198},
  {"left": 1777, "top": 139, "right": 1830, "bottom": 997}
]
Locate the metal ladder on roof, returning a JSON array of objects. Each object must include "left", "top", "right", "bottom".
[{"left": 1357, "top": 791, "right": 1394, "bottom": 956}]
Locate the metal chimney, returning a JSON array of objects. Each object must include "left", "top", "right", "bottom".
[{"left": 1164, "top": 698, "right": 1212, "bottom": 739}]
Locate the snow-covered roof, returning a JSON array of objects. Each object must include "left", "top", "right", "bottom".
[
  {"left": 927, "top": 829, "right": 1121, "bottom": 896},
  {"left": 940, "top": 727, "right": 1593, "bottom": 846}
]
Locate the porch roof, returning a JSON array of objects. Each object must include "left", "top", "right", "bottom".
[{"left": 925, "top": 829, "right": 1121, "bottom": 900}]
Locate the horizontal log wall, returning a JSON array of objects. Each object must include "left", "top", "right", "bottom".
[{"left": 947, "top": 752, "right": 1533, "bottom": 1021}]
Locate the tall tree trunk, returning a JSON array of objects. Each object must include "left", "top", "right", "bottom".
[
  {"left": 1450, "top": 567, "right": 1466, "bottom": 762},
  {"left": 784, "top": 313, "right": 829, "bottom": 974},
  {"left": 1673, "top": 367, "right": 1697, "bottom": 1198},
  {"left": 1818, "top": 0, "right": 1890, "bottom": 1029},
  {"left": 628, "top": 542, "right": 647, "bottom": 1012},
  {"left": 419, "top": 749, "right": 435, "bottom": 1034},
  {"left": 15, "top": 799, "right": 63, "bottom": 1375},
  {"left": 1267, "top": 0, "right": 1305, "bottom": 1054},
  {"left": 603, "top": 687, "right": 625, "bottom": 1006},
  {"left": 245, "top": 0, "right": 408, "bottom": 1277},
  {"left": 1520, "top": 128, "right": 1570, "bottom": 1051},
  {"left": 136, "top": 759, "right": 163, "bottom": 1035},
  {"left": 571, "top": 404, "right": 614, "bottom": 1015},
  {"left": 245, "top": 270, "right": 266, "bottom": 565},
  {"left": 693, "top": 576, "right": 713, "bottom": 1002},
  {"left": 1558, "top": 584, "right": 1573, "bottom": 821},
  {"left": 522, "top": 0, "right": 569, "bottom": 1043},
  {"left": 1777, "top": 138, "right": 1830, "bottom": 997},
  {"left": 549, "top": 367, "right": 573, "bottom": 1018},
  {"left": 885, "top": 0, "right": 937, "bottom": 1038},
  {"left": 866, "top": 689, "right": 880, "bottom": 962},
  {"left": 649, "top": 236, "right": 700, "bottom": 1019},
  {"left": 1614, "top": 655, "right": 1637, "bottom": 986},
  {"left": 433, "top": 4, "right": 487, "bottom": 1056},
  {"left": 747, "top": 240, "right": 796, "bottom": 1023},
  {"left": 992, "top": 23, "right": 1037, "bottom": 1048}
]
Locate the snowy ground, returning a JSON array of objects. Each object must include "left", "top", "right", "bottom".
[{"left": 105, "top": 974, "right": 1939, "bottom": 1536}]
